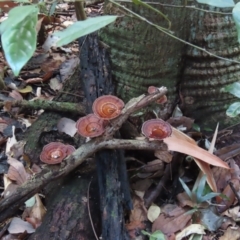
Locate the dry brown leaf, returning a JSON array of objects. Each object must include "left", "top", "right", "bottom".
[
  {"left": 7, "top": 157, "right": 29, "bottom": 185},
  {"left": 152, "top": 205, "right": 192, "bottom": 235},
  {"left": 167, "top": 116, "right": 194, "bottom": 131},
  {"left": 29, "top": 194, "right": 46, "bottom": 222},
  {"left": 9, "top": 140, "right": 26, "bottom": 159},
  {"left": 129, "top": 192, "right": 147, "bottom": 222},
  {"left": 131, "top": 179, "right": 153, "bottom": 192},
  {"left": 0, "top": 1, "right": 18, "bottom": 12},
  {"left": 164, "top": 135, "right": 229, "bottom": 169},
  {"left": 25, "top": 77, "right": 43, "bottom": 84},
  {"left": 223, "top": 206, "right": 240, "bottom": 222},
  {"left": 49, "top": 78, "right": 63, "bottom": 91},
  {"left": 9, "top": 90, "right": 23, "bottom": 100},
  {"left": 212, "top": 167, "right": 231, "bottom": 191},
  {"left": 154, "top": 150, "right": 172, "bottom": 163},
  {"left": 217, "top": 159, "right": 240, "bottom": 212},
  {"left": 177, "top": 192, "right": 196, "bottom": 208},
  {"left": 141, "top": 159, "right": 164, "bottom": 173},
  {"left": 8, "top": 217, "right": 35, "bottom": 234},
  {"left": 147, "top": 205, "right": 161, "bottom": 222},
  {"left": 219, "top": 227, "right": 240, "bottom": 240},
  {"left": 126, "top": 221, "right": 145, "bottom": 239},
  {"left": 26, "top": 217, "right": 42, "bottom": 229},
  {"left": 216, "top": 143, "right": 240, "bottom": 161},
  {"left": 41, "top": 59, "right": 62, "bottom": 73},
  {"left": 169, "top": 127, "right": 219, "bottom": 192},
  {"left": 176, "top": 224, "right": 205, "bottom": 240}
]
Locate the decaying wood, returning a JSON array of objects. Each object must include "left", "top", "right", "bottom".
[
  {"left": 0, "top": 88, "right": 168, "bottom": 223},
  {"left": 79, "top": 33, "right": 130, "bottom": 240},
  {"left": 29, "top": 172, "right": 100, "bottom": 240},
  {"left": 1, "top": 99, "right": 85, "bottom": 115}
]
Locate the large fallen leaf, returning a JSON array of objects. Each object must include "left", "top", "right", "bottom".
[
  {"left": 8, "top": 217, "right": 35, "bottom": 234},
  {"left": 219, "top": 226, "right": 240, "bottom": 240},
  {"left": 7, "top": 157, "right": 29, "bottom": 185},
  {"left": 176, "top": 224, "right": 205, "bottom": 240},
  {"left": 147, "top": 204, "right": 161, "bottom": 222},
  {"left": 163, "top": 136, "right": 229, "bottom": 169},
  {"left": 152, "top": 205, "right": 192, "bottom": 235},
  {"left": 165, "top": 127, "right": 225, "bottom": 191}
]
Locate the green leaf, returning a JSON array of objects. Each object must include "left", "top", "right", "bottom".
[
  {"left": 141, "top": 230, "right": 150, "bottom": 236},
  {"left": 199, "top": 192, "right": 220, "bottom": 202},
  {"left": 226, "top": 102, "right": 240, "bottom": 117},
  {"left": 0, "top": 5, "right": 38, "bottom": 34},
  {"left": 150, "top": 230, "right": 165, "bottom": 240},
  {"left": 196, "top": 0, "right": 235, "bottom": 8},
  {"left": 233, "top": 3, "right": 240, "bottom": 43},
  {"left": 54, "top": 16, "right": 117, "bottom": 47},
  {"left": 179, "top": 178, "right": 193, "bottom": 200},
  {"left": 221, "top": 82, "right": 240, "bottom": 98},
  {"left": 1, "top": 8, "right": 38, "bottom": 76},
  {"left": 49, "top": 1, "right": 58, "bottom": 16},
  {"left": 192, "top": 123, "right": 200, "bottom": 132},
  {"left": 196, "top": 175, "right": 207, "bottom": 202}
]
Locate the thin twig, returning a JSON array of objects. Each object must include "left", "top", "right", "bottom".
[
  {"left": 0, "top": 99, "right": 85, "bottom": 115},
  {"left": 229, "top": 181, "right": 240, "bottom": 205},
  {"left": 87, "top": 179, "right": 99, "bottom": 240}
]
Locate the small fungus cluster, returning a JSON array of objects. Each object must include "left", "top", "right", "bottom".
[
  {"left": 148, "top": 86, "right": 167, "bottom": 104},
  {"left": 39, "top": 91, "right": 171, "bottom": 164},
  {"left": 76, "top": 95, "right": 125, "bottom": 138},
  {"left": 40, "top": 142, "right": 75, "bottom": 164},
  {"left": 141, "top": 119, "right": 172, "bottom": 140}
]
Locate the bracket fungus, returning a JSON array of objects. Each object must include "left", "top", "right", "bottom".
[
  {"left": 40, "top": 142, "right": 76, "bottom": 164},
  {"left": 148, "top": 86, "right": 167, "bottom": 104},
  {"left": 142, "top": 119, "right": 172, "bottom": 140},
  {"left": 92, "top": 95, "right": 125, "bottom": 120},
  {"left": 76, "top": 113, "right": 106, "bottom": 138}
]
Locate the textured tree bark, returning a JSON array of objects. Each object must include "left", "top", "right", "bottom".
[
  {"left": 100, "top": 0, "right": 240, "bottom": 129},
  {"left": 100, "top": 0, "right": 190, "bottom": 119},
  {"left": 28, "top": 172, "right": 101, "bottom": 240},
  {"left": 79, "top": 33, "right": 131, "bottom": 240},
  {"left": 181, "top": 2, "right": 240, "bottom": 129}
]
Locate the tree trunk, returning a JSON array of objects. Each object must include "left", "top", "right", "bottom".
[
  {"left": 100, "top": 0, "right": 240, "bottom": 129},
  {"left": 100, "top": 0, "right": 190, "bottom": 119},
  {"left": 181, "top": 2, "right": 240, "bottom": 129}
]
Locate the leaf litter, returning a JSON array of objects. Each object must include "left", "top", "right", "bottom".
[{"left": 0, "top": 1, "right": 240, "bottom": 240}]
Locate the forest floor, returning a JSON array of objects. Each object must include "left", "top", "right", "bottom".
[{"left": 0, "top": 1, "right": 240, "bottom": 240}]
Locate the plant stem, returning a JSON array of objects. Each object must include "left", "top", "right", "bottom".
[{"left": 74, "top": 0, "right": 87, "bottom": 20}]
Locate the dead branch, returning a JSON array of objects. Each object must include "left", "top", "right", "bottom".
[
  {"left": 1, "top": 99, "right": 85, "bottom": 115},
  {"left": 0, "top": 87, "right": 167, "bottom": 223}
]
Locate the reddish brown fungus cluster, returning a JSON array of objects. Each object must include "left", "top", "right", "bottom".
[
  {"left": 40, "top": 91, "right": 170, "bottom": 164},
  {"left": 76, "top": 95, "right": 125, "bottom": 138},
  {"left": 142, "top": 119, "right": 172, "bottom": 140},
  {"left": 40, "top": 142, "right": 76, "bottom": 165},
  {"left": 148, "top": 86, "right": 167, "bottom": 104}
]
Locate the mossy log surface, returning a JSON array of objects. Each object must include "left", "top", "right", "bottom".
[{"left": 24, "top": 67, "right": 84, "bottom": 164}]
